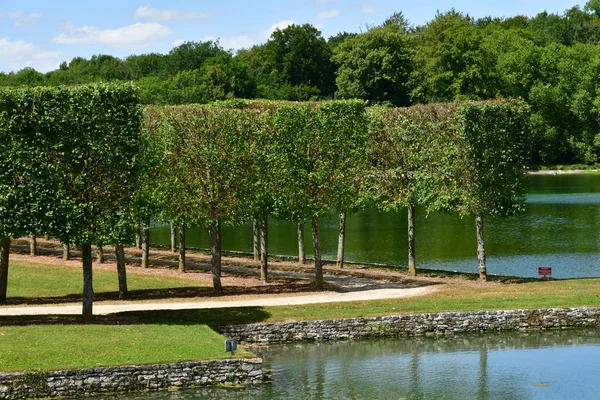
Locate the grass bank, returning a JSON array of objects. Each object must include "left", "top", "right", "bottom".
[{"left": 0, "top": 323, "right": 253, "bottom": 372}]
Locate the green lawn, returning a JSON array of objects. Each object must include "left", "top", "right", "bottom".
[
  {"left": 118, "top": 277, "right": 600, "bottom": 327},
  {"left": 7, "top": 259, "right": 211, "bottom": 301},
  {"left": 4, "top": 258, "right": 600, "bottom": 373},
  {"left": 0, "top": 324, "right": 253, "bottom": 372}
]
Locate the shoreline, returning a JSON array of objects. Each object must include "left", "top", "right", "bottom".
[{"left": 528, "top": 169, "right": 600, "bottom": 175}]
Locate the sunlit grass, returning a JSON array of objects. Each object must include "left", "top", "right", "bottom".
[
  {"left": 0, "top": 324, "right": 252, "bottom": 372},
  {"left": 7, "top": 259, "right": 210, "bottom": 300}
]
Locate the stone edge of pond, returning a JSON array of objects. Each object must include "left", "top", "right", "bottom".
[
  {"left": 0, "top": 358, "right": 265, "bottom": 399},
  {"left": 219, "top": 307, "right": 600, "bottom": 343}
]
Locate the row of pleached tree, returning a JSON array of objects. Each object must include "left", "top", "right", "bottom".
[{"left": 0, "top": 84, "right": 530, "bottom": 318}]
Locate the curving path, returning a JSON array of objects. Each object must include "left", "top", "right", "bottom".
[
  {"left": 2, "top": 244, "right": 437, "bottom": 317},
  {"left": 0, "top": 286, "right": 433, "bottom": 316}
]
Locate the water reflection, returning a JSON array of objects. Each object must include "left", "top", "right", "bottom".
[
  {"left": 92, "top": 329, "right": 600, "bottom": 400},
  {"left": 151, "top": 174, "right": 600, "bottom": 278}
]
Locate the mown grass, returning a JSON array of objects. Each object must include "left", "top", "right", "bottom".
[
  {"left": 115, "top": 277, "right": 600, "bottom": 327},
  {"left": 4, "top": 258, "right": 600, "bottom": 373},
  {"left": 0, "top": 323, "right": 253, "bottom": 372},
  {"left": 6, "top": 259, "right": 211, "bottom": 302}
]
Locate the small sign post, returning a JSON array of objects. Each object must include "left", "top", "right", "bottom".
[
  {"left": 538, "top": 266, "right": 552, "bottom": 280},
  {"left": 225, "top": 339, "right": 237, "bottom": 355}
]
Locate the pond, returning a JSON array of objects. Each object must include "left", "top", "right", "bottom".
[
  {"left": 92, "top": 329, "right": 600, "bottom": 399},
  {"left": 151, "top": 174, "right": 600, "bottom": 278}
]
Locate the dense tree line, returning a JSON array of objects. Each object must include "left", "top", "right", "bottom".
[{"left": 0, "top": 4, "right": 597, "bottom": 164}]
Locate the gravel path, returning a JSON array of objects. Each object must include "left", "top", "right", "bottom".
[{"left": 0, "top": 286, "right": 433, "bottom": 316}]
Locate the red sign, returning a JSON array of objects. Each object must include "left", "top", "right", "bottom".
[{"left": 538, "top": 267, "right": 552, "bottom": 276}]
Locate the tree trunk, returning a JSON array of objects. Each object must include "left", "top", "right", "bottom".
[
  {"left": 408, "top": 203, "right": 416, "bottom": 276},
  {"left": 29, "top": 233, "right": 37, "bottom": 256},
  {"left": 478, "top": 348, "right": 488, "bottom": 400},
  {"left": 253, "top": 219, "right": 260, "bottom": 261},
  {"left": 209, "top": 220, "right": 223, "bottom": 294},
  {"left": 96, "top": 243, "right": 104, "bottom": 264},
  {"left": 135, "top": 221, "right": 142, "bottom": 250},
  {"left": 476, "top": 215, "right": 487, "bottom": 281},
  {"left": 81, "top": 242, "right": 94, "bottom": 320},
  {"left": 298, "top": 223, "right": 306, "bottom": 264},
  {"left": 170, "top": 223, "right": 177, "bottom": 253},
  {"left": 178, "top": 221, "right": 186, "bottom": 273},
  {"left": 260, "top": 216, "right": 268, "bottom": 282},
  {"left": 336, "top": 212, "right": 346, "bottom": 269},
  {"left": 311, "top": 216, "right": 324, "bottom": 289},
  {"left": 0, "top": 237, "right": 10, "bottom": 303},
  {"left": 142, "top": 216, "right": 150, "bottom": 268},
  {"left": 115, "top": 244, "right": 128, "bottom": 299},
  {"left": 44, "top": 234, "right": 50, "bottom": 240},
  {"left": 63, "top": 242, "right": 70, "bottom": 260}
]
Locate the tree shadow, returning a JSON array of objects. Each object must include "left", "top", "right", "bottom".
[
  {"left": 2, "top": 281, "right": 328, "bottom": 306},
  {"left": 0, "top": 307, "right": 272, "bottom": 328}
]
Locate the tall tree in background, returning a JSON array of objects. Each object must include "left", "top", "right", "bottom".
[
  {"left": 411, "top": 10, "right": 488, "bottom": 103},
  {"left": 333, "top": 13, "right": 414, "bottom": 106},
  {"left": 263, "top": 24, "right": 335, "bottom": 100}
]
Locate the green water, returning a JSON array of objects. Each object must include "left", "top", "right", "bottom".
[
  {"left": 151, "top": 174, "right": 600, "bottom": 278},
  {"left": 92, "top": 329, "right": 600, "bottom": 399}
]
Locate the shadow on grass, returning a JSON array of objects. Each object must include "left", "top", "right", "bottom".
[
  {"left": 0, "top": 307, "right": 272, "bottom": 328},
  {"left": 120, "top": 307, "right": 272, "bottom": 327},
  {"left": 3, "top": 281, "right": 324, "bottom": 306}
]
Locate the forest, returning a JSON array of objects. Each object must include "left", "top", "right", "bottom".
[{"left": 1, "top": 3, "right": 599, "bottom": 165}]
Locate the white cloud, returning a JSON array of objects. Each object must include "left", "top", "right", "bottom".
[
  {"left": 32, "top": 51, "right": 62, "bottom": 60},
  {"left": 0, "top": 40, "right": 63, "bottom": 73},
  {"left": 52, "top": 22, "right": 172, "bottom": 48},
  {"left": 0, "top": 10, "right": 42, "bottom": 27},
  {"left": 199, "top": 35, "right": 254, "bottom": 51},
  {"left": 23, "top": 58, "right": 62, "bottom": 73},
  {"left": 354, "top": 1, "right": 377, "bottom": 14},
  {"left": 133, "top": 5, "right": 209, "bottom": 21},
  {"left": 0, "top": 38, "right": 36, "bottom": 60},
  {"left": 173, "top": 39, "right": 186, "bottom": 48},
  {"left": 316, "top": 9, "right": 339, "bottom": 19},
  {"left": 219, "top": 36, "right": 254, "bottom": 50},
  {"left": 261, "top": 20, "right": 295, "bottom": 39}
]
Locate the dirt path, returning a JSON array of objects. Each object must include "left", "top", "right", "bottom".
[
  {"left": 0, "top": 286, "right": 434, "bottom": 316},
  {"left": 1, "top": 240, "right": 464, "bottom": 317}
]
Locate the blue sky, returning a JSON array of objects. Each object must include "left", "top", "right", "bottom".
[{"left": 0, "top": 0, "right": 584, "bottom": 74}]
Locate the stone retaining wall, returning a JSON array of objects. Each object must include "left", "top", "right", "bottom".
[
  {"left": 219, "top": 308, "right": 600, "bottom": 343},
  {"left": 0, "top": 358, "right": 263, "bottom": 399}
]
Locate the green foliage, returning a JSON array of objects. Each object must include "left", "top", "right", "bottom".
[
  {"left": 262, "top": 24, "right": 336, "bottom": 100},
  {"left": 0, "top": 84, "right": 142, "bottom": 244},
  {"left": 454, "top": 101, "right": 531, "bottom": 217},
  {"left": 368, "top": 104, "right": 462, "bottom": 212},
  {"left": 272, "top": 100, "right": 369, "bottom": 220},
  {"left": 333, "top": 22, "right": 413, "bottom": 106},
  {"left": 0, "top": 88, "right": 62, "bottom": 238},
  {"left": 368, "top": 100, "right": 530, "bottom": 218},
  {"left": 146, "top": 104, "right": 261, "bottom": 227}
]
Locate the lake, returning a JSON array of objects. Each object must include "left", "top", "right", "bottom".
[
  {"left": 91, "top": 328, "right": 600, "bottom": 399},
  {"left": 152, "top": 174, "right": 600, "bottom": 278}
]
